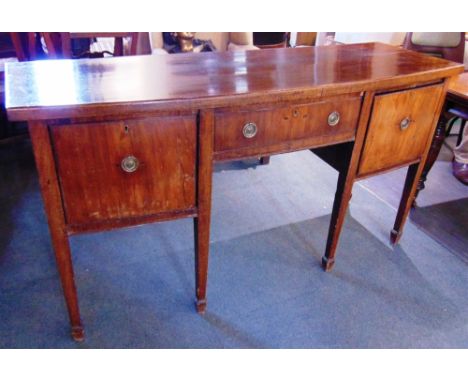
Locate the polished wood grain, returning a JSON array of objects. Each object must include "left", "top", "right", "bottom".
[
  {"left": 51, "top": 115, "right": 197, "bottom": 224},
  {"left": 4, "top": 43, "right": 463, "bottom": 341},
  {"left": 5, "top": 43, "right": 463, "bottom": 121},
  {"left": 214, "top": 95, "right": 361, "bottom": 155},
  {"left": 448, "top": 72, "right": 468, "bottom": 100},
  {"left": 358, "top": 84, "right": 444, "bottom": 176}
]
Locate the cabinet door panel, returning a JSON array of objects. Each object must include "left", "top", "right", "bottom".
[
  {"left": 358, "top": 84, "right": 443, "bottom": 176},
  {"left": 51, "top": 116, "right": 196, "bottom": 224}
]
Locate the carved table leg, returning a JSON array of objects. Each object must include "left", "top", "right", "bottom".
[
  {"left": 194, "top": 110, "right": 214, "bottom": 313},
  {"left": 29, "top": 121, "right": 84, "bottom": 341},
  {"left": 414, "top": 110, "right": 449, "bottom": 202}
]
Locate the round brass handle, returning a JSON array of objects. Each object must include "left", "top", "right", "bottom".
[
  {"left": 400, "top": 117, "right": 411, "bottom": 131},
  {"left": 242, "top": 122, "right": 258, "bottom": 139},
  {"left": 328, "top": 111, "right": 340, "bottom": 126},
  {"left": 121, "top": 155, "right": 139, "bottom": 173}
]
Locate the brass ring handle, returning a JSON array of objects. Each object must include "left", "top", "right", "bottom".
[
  {"left": 242, "top": 122, "right": 258, "bottom": 139},
  {"left": 400, "top": 117, "right": 411, "bottom": 131},
  {"left": 121, "top": 155, "right": 139, "bottom": 173},
  {"left": 328, "top": 111, "right": 340, "bottom": 126}
]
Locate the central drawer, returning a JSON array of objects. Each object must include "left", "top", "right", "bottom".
[
  {"left": 214, "top": 95, "right": 362, "bottom": 155},
  {"left": 51, "top": 115, "right": 197, "bottom": 225}
]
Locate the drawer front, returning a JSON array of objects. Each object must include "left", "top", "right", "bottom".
[
  {"left": 51, "top": 115, "right": 196, "bottom": 224},
  {"left": 358, "top": 84, "right": 443, "bottom": 176},
  {"left": 214, "top": 96, "right": 361, "bottom": 153},
  {"left": 288, "top": 96, "right": 361, "bottom": 141}
]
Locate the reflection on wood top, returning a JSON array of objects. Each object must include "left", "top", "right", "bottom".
[
  {"left": 449, "top": 72, "right": 468, "bottom": 100},
  {"left": 5, "top": 42, "right": 464, "bottom": 120}
]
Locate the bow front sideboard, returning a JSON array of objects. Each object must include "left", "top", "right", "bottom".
[{"left": 5, "top": 43, "right": 463, "bottom": 341}]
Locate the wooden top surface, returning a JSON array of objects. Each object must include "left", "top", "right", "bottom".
[
  {"left": 5, "top": 42, "right": 464, "bottom": 120},
  {"left": 449, "top": 72, "right": 468, "bottom": 100}
]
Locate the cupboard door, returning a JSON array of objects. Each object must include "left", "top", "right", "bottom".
[
  {"left": 358, "top": 84, "right": 443, "bottom": 176},
  {"left": 51, "top": 115, "right": 196, "bottom": 224}
]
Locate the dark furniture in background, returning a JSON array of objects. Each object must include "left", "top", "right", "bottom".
[
  {"left": 0, "top": 33, "right": 16, "bottom": 137},
  {"left": 1, "top": 33, "right": 39, "bottom": 142},
  {"left": 402, "top": 32, "right": 466, "bottom": 198},
  {"left": 1, "top": 32, "right": 140, "bottom": 142},
  {"left": 42, "top": 32, "right": 139, "bottom": 59},
  {"left": 9, "top": 32, "right": 45, "bottom": 61},
  {"left": 253, "top": 32, "right": 288, "bottom": 49},
  {"left": 0, "top": 33, "right": 17, "bottom": 61},
  {"left": 417, "top": 73, "right": 468, "bottom": 197}
]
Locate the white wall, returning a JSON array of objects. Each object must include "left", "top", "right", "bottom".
[{"left": 334, "top": 32, "right": 406, "bottom": 45}]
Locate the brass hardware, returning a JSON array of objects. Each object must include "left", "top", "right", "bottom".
[
  {"left": 242, "top": 122, "right": 258, "bottom": 138},
  {"left": 328, "top": 111, "right": 340, "bottom": 126},
  {"left": 121, "top": 155, "right": 139, "bottom": 173},
  {"left": 400, "top": 117, "right": 411, "bottom": 131}
]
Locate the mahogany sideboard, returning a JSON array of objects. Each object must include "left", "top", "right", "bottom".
[{"left": 5, "top": 43, "right": 463, "bottom": 341}]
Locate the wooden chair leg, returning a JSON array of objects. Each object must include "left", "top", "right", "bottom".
[{"left": 391, "top": 162, "right": 423, "bottom": 245}]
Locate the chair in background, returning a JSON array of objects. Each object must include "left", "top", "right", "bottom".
[
  {"left": 42, "top": 33, "right": 139, "bottom": 59},
  {"left": 404, "top": 33, "right": 466, "bottom": 144},
  {"left": 403, "top": 32, "right": 466, "bottom": 197},
  {"left": 253, "top": 32, "right": 288, "bottom": 49},
  {"left": 9, "top": 32, "right": 41, "bottom": 61},
  {"left": 404, "top": 33, "right": 466, "bottom": 141},
  {"left": 403, "top": 32, "right": 465, "bottom": 63},
  {"left": 293, "top": 32, "right": 317, "bottom": 47}
]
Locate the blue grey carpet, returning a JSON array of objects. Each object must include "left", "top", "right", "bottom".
[{"left": 0, "top": 141, "right": 467, "bottom": 348}]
